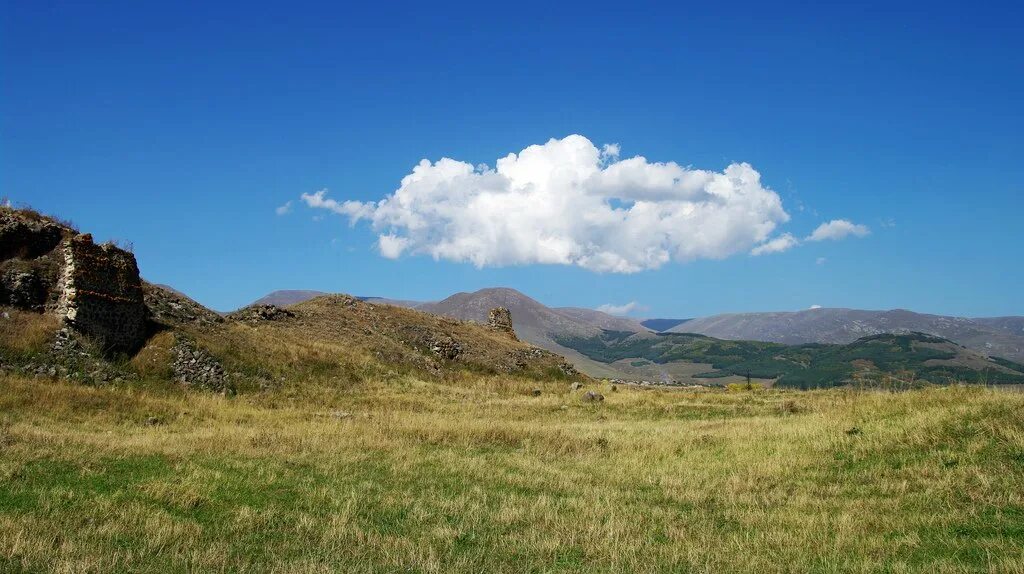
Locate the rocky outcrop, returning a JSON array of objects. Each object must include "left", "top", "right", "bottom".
[
  {"left": 143, "top": 283, "right": 223, "bottom": 326},
  {"left": 56, "top": 234, "right": 146, "bottom": 353},
  {"left": 0, "top": 270, "right": 47, "bottom": 310},
  {"left": 0, "top": 210, "right": 66, "bottom": 311},
  {"left": 487, "top": 307, "right": 517, "bottom": 340},
  {"left": 227, "top": 304, "right": 295, "bottom": 323},
  {"left": 0, "top": 209, "right": 65, "bottom": 261}
]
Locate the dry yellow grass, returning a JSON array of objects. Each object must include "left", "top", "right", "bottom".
[
  {"left": 0, "top": 310, "right": 60, "bottom": 356},
  {"left": 1, "top": 374, "right": 1022, "bottom": 573}
]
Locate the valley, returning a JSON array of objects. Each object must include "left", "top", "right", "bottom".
[{"left": 3, "top": 205, "right": 1024, "bottom": 572}]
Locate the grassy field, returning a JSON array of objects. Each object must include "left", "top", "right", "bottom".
[{"left": 1, "top": 375, "right": 1023, "bottom": 573}]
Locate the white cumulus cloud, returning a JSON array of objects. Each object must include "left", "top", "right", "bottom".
[
  {"left": 750, "top": 233, "right": 799, "bottom": 256},
  {"left": 303, "top": 135, "right": 790, "bottom": 272},
  {"left": 596, "top": 301, "right": 644, "bottom": 316},
  {"left": 809, "top": 304, "right": 823, "bottom": 309},
  {"left": 807, "top": 219, "right": 870, "bottom": 242}
]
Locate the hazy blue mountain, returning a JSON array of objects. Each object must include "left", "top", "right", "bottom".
[
  {"left": 670, "top": 308, "right": 1024, "bottom": 362},
  {"left": 641, "top": 318, "right": 691, "bottom": 332}
]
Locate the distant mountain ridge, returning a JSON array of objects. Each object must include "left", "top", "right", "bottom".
[
  {"left": 973, "top": 317, "right": 1024, "bottom": 337},
  {"left": 416, "top": 287, "right": 647, "bottom": 339},
  {"left": 246, "top": 289, "right": 1024, "bottom": 366},
  {"left": 671, "top": 308, "right": 1024, "bottom": 363},
  {"left": 641, "top": 318, "right": 691, "bottom": 332},
  {"left": 252, "top": 290, "right": 330, "bottom": 307},
  {"left": 415, "top": 288, "right": 650, "bottom": 378},
  {"left": 251, "top": 290, "right": 422, "bottom": 309}
]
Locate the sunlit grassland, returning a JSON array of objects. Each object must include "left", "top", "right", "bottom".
[{"left": 1, "top": 375, "right": 1022, "bottom": 573}]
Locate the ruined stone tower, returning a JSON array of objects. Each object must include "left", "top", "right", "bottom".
[
  {"left": 55, "top": 233, "right": 147, "bottom": 353},
  {"left": 486, "top": 307, "right": 517, "bottom": 340}
]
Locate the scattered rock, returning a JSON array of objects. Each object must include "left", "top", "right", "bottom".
[
  {"left": 581, "top": 391, "right": 605, "bottom": 402},
  {"left": 531, "top": 388, "right": 542, "bottom": 397},
  {"left": 503, "top": 347, "right": 552, "bottom": 372},
  {"left": 52, "top": 326, "right": 86, "bottom": 356},
  {"left": 430, "top": 336, "right": 463, "bottom": 360},
  {"left": 571, "top": 382, "right": 584, "bottom": 391},
  {"left": 610, "top": 384, "right": 618, "bottom": 392},
  {"left": 558, "top": 362, "right": 579, "bottom": 376},
  {"left": 145, "top": 416, "right": 162, "bottom": 426},
  {"left": 46, "top": 327, "right": 126, "bottom": 385}
]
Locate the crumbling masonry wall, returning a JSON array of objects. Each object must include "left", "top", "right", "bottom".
[
  {"left": 56, "top": 234, "right": 146, "bottom": 352},
  {"left": 487, "top": 307, "right": 518, "bottom": 340}
]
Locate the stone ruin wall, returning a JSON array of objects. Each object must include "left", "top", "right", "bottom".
[
  {"left": 55, "top": 234, "right": 146, "bottom": 352},
  {"left": 487, "top": 307, "right": 518, "bottom": 340}
]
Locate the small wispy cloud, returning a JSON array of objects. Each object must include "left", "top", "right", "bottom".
[
  {"left": 809, "top": 304, "right": 822, "bottom": 309},
  {"left": 816, "top": 257, "right": 827, "bottom": 265},
  {"left": 750, "top": 233, "right": 799, "bottom": 256},
  {"left": 807, "top": 219, "right": 870, "bottom": 241},
  {"left": 596, "top": 301, "right": 644, "bottom": 316},
  {"left": 301, "top": 188, "right": 375, "bottom": 223},
  {"left": 275, "top": 201, "right": 293, "bottom": 216}
]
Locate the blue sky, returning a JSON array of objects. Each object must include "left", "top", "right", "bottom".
[{"left": 3, "top": 1, "right": 1022, "bottom": 317}]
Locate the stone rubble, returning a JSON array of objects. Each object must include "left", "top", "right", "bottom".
[
  {"left": 430, "top": 336, "right": 463, "bottom": 360},
  {"left": 172, "top": 338, "right": 233, "bottom": 394},
  {"left": 558, "top": 362, "right": 579, "bottom": 376}
]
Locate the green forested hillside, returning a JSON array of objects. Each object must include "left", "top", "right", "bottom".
[{"left": 556, "top": 331, "right": 1024, "bottom": 388}]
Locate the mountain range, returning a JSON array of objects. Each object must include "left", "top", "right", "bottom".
[
  {"left": 670, "top": 308, "right": 1024, "bottom": 363},
  {"left": 247, "top": 287, "right": 1024, "bottom": 379}
]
